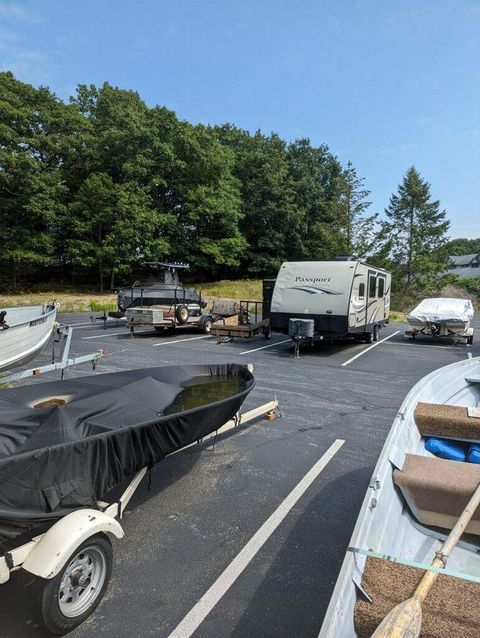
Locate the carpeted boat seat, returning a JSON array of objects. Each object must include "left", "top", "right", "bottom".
[
  {"left": 415, "top": 401, "right": 480, "bottom": 441},
  {"left": 354, "top": 556, "right": 480, "bottom": 638},
  {"left": 394, "top": 454, "right": 480, "bottom": 534}
]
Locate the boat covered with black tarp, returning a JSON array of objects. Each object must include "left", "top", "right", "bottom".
[{"left": 0, "top": 364, "right": 254, "bottom": 547}]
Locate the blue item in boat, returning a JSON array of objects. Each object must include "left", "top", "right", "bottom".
[
  {"left": 425, "top": 437, "right": 466, "bottom": 462},
  {"left": 467, "top": 443, "right": 480, "bottom": 464}
]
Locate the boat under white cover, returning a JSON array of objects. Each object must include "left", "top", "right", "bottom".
[
  {"left": 0, "top": 304, "right": 57, "bottom": 373},
  {"left": 406, "top": 297, "right": 474, "bottom": 340},
  {"left": 319, "top": 355, "right": 480, "bottom": 637}
]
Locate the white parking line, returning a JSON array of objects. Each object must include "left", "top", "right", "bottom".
[
  {"left": 389, "top": 342, "right": 460, "bottom": 349},
  {"left": 153, "top": 335, "right": 211, "bottom": 347},
  {"left": 167, "top": 439, "right": 345, "bottom": 638},
  {"left": 341, "top": 330, "right": 400, "bottom": 367},
  {"left": 82, "top": 331, "right": 134, "bottom": 339},
  {"left": 239, "top": 339, "right": 291, "bottom": 355}
]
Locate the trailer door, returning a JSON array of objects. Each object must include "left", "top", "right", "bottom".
[{"left": 366, "top": 272, "right": 377, "bottom": 329}]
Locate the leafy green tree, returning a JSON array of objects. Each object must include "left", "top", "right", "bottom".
[
  {"left": 383, "top": 167, "right": 450, "bottom": 290},
  {"left": 65, "top": 174, "right": 169, "bottom": 290},
  {"left": 287, "top": 139, "right": 335, "bottom": 260},
  {"left": 444, "top": 237, "right": 480, "bottom": 256},
  {"left": 0, "top": 71, "right": 85, "bottom": 288}
]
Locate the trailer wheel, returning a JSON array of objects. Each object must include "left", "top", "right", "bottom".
[
  {"left": 202, "top": 318, "right": 213, "bottom": 334},
  {"left": 467, "top": 335, "right": 474, "bottom": 345},
  {"left": 264, "top": 326, "right": 272, "bottom": 340},
  {"left": 175, "top": 305, "right": 190, "bottom": 324},
  {"left": 365, "top": 331, "right": 373, "bottom": 344},
  {"left": 373, "top": 325, "right": 379, "bottom": 342},
  {"left": 39, "top": 534, "right": 112, "bottom": 635}
]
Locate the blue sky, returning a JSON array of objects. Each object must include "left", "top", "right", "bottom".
[{"left": 1, "top": 0, "right": 479, "bottom": 238}]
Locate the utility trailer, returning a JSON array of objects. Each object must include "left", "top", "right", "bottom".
[
  {"left": 126, "top": 296, "right": 240, "bottom": 337},
  {"left": 0, "top": 397, "right": 278, "bottom": 635},
  {"left": 268, "top": 258, "right": 391, "bottom": 348},
  {"left": 211, "top": 300, "right": 272, "bottom": 342}
]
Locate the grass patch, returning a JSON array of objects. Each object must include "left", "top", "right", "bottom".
[
  {"left": 0, "top": 280, "right": 261, "bottom": 313},
  {"left": 196, "top": 279, "right": 262, "bottom": 300},
  {"left": 0, "top": 292, "right": 117, "bottom": 313},
  {"left": 389, "top": 310, "right": 406, "bottom": 323},
  {"left": 90, "top": 300, "right": 118, "bottom": 313}
]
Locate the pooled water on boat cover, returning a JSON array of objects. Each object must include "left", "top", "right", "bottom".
[{"left": 163, "top": 375, "right": 247, "bottom": 415}]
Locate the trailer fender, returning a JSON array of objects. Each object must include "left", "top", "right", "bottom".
[{"left": 22, "top": 509, "right": 124, "bottom": 580}]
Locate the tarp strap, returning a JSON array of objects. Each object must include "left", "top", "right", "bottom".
[{"left": 348, "top": 547, "right": 480, "bottom": 584}]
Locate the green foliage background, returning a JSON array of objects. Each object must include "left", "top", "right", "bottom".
[{"left": 0, "top": 71, "right": 470, "bottom": 297}]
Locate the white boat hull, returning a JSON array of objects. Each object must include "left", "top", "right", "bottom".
[{"left": 0, "top": 305, "right": 57, "bottom": 373}]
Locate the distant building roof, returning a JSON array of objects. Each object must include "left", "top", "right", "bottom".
[
  {"left": 451, "top": 266, "right": 480, "bottom": 279},
  {"left": 449, "top": 253, "right": 480, "bottom": 267}
]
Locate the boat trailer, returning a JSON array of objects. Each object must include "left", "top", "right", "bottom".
[
  {"left": 0, "top": 397, "right": 279, "bottom": 634},
  {"left": 0, "top": 324, "right": 104, "bottom": 384}
]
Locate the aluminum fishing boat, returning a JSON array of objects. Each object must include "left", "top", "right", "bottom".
[
  {"left": 320, "top": 355, "right": 480, "bottom": 638},
  {"left": 0, "top": 303, "right": 57, "bottom": 373}
]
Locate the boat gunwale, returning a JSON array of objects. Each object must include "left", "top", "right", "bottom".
[
  {"left": 0, "top": 364, "right": 255, "bottom": 462},
  {"left": 0, "top": 304, "right": 57, "bottom": 330}
]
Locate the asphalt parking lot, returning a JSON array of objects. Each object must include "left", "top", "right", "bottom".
[{"left": 2, "top": 313, "right": 479, "bottom": 638}]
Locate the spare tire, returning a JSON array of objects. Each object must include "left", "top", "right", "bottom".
[{"left": 175, "top": 305, "right": 190, "bottom": 324}]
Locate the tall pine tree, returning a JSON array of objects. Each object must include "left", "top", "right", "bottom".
[{"left": 383, "top": 167, "right": 450, "bottom": 290}]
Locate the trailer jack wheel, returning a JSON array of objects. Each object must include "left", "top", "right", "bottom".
[{"left": 39, "top": 534, "right": 112, "bottom": 635}]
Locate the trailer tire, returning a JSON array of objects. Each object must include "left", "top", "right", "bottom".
[
  {"left": 39, "top": 534, "right": 112, "bottom": 635},
  {"left": 365, "top": 331, "right": 373, "bottom": 344},
  {"left": 175, "top": 305, "right": 190, "bottom": 324},
  {"left": 202, "top": 318, "right": 213, "bottom": 334},
  {"left": 264, "top": 326, "right": 272, "bottom": 340},
  {"left": 373, "top": 325, "right": 379, "bottom": 342},
  {"left": 467, "top": 335, "right": 474, "bottom": 345}
]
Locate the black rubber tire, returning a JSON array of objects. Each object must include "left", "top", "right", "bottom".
[
  {"left": 202, "top": 318, "right": 213, "bottom": 334},
  {"left": 264, "top": 326, "right": 272, "bottom": 340},
  {"left": 39, "top": 534, "right": 113, "bottom": 635},
  {"left": 175, "top": 305, "right": 189, "bottom": 324},
  {"left": 365, "top": 331, "right": 373, "bottom": 344},
  {"left": 373, "top": 325, "right": 379, "bottom": 342},
  {"left": 467, "top": 335, "right": 474, "bottom": 345}
]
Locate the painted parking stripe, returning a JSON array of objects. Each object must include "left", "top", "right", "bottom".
[
  {"left": 167, "top": 439, "right": 345, "bottom": 638},
  {"left": 82, "top": 331, "right": 134, "bottom": 339},
  {"left": 239, "top": 339, "right": 291, "bottom": 355},
  {"left": 341, "top": 330, "right": 400, "bottom": 367},
  {"left": 387, "top": 342, "right": 463, "bottom": 349},
  {"left": 153, "top": 335, "right": 211, "bottom": 347}
]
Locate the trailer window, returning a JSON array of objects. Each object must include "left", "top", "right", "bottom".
[
  {"left": 378, "top": 278, "right": 385, "bottom": 298},
  {"left": 369, "top": 276, "right": 376, "bottom": 298},
  {"left": 358, "top": 283, "right": 365, "bottom": 299}
]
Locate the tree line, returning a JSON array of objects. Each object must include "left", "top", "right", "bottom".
[{"left": 1, "top": 71, "right": 452, "bottom": 293}]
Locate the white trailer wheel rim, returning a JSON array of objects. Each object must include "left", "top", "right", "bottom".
[{"left": 58, "top": 545, "right": 107, "bottom": 618}]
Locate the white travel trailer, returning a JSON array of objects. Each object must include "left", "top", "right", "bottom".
[{"left": 269, "top": 259, "right": 391, "bottom": 343}]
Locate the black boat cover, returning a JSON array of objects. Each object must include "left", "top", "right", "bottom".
[{"left": 0, "top": 364, "right": 254, "bottom": 548}]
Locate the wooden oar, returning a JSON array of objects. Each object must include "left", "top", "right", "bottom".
[{"left": 371, "top": 481, "right": 480, "bottom": 638}]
